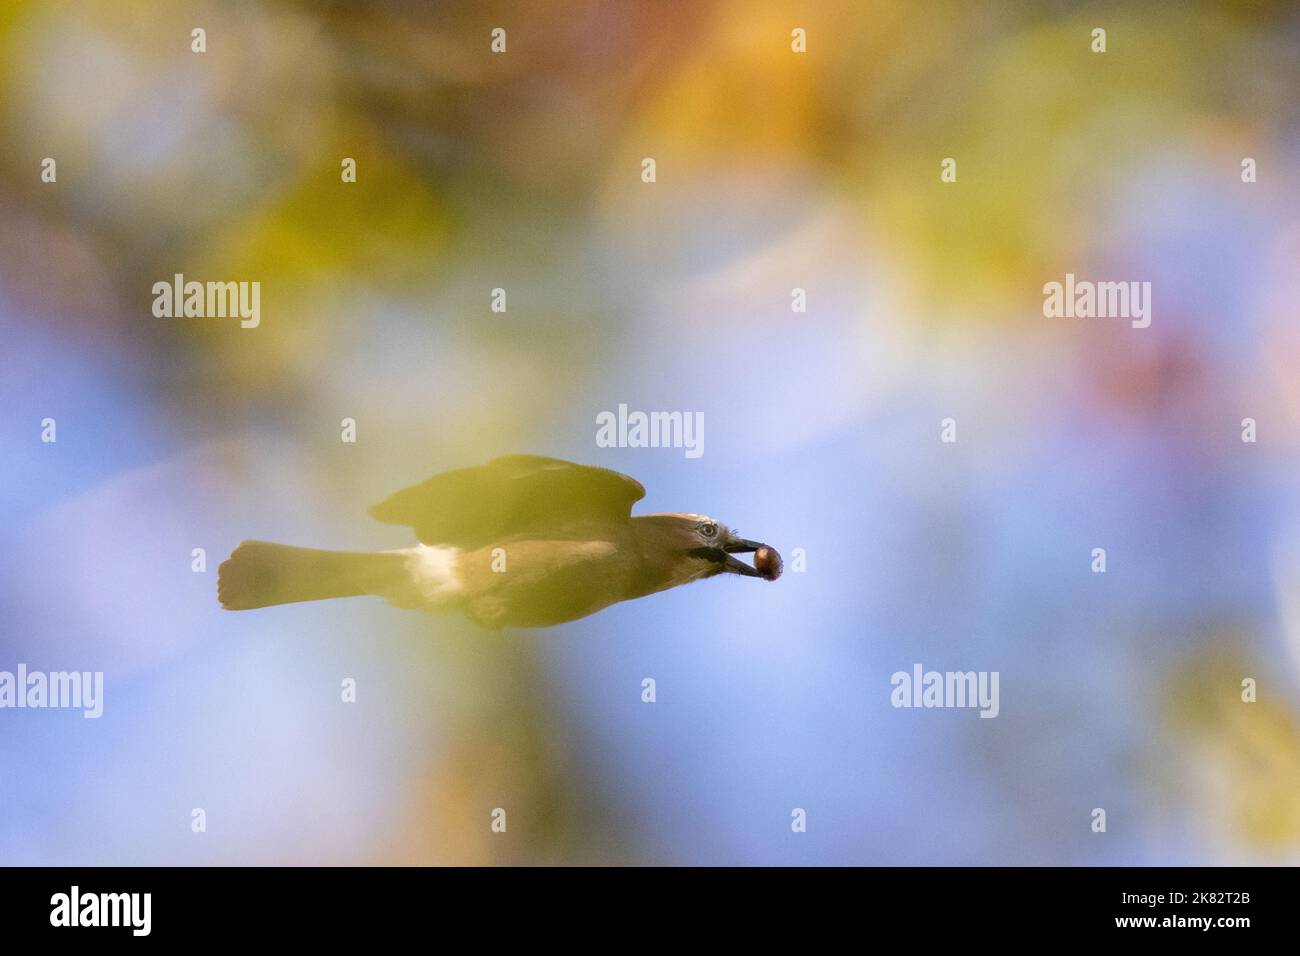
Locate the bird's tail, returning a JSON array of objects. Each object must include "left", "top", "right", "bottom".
[{"left": 218, "top": 540, "right": 407, "bottom": 610}]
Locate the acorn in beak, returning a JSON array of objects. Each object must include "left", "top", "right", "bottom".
[{"left": 723, "top": 537, "right": 782, "bottom": 580}]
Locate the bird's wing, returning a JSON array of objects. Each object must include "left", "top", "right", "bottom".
[{"left": 368, "top": 455, "right": 646, "bottom": 547}]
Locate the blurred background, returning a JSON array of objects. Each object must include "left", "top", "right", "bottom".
[{"left": 2, "top": 0, "right": 1299, "bottom": 865}]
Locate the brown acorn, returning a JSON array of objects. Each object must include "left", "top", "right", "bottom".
[{"left": 754, "top": 546, "right": 782, "bottom": 581}]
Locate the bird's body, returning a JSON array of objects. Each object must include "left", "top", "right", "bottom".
[{"left": 219, "top": 456, "right": 779, "bottom": 629}]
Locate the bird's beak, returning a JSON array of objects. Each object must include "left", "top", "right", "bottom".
[{"left": 721, "top": 538, "right": 769, "bottom": 578}]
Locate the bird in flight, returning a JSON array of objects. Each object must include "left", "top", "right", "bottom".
[{"left": 218, "top": 455, "right": 781, "bottom": 628}]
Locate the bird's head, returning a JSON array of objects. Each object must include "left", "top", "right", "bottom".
[{"left": 633, "top": 513, "right": 781, "bottom": 585}]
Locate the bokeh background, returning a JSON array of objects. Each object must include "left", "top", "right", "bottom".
[{"left": 2, "top": 0, "right": 1299, "bottom": 865}]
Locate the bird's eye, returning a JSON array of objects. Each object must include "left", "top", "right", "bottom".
[{"left": 700, "top": 522, "right": 718, "bottom": 538}]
